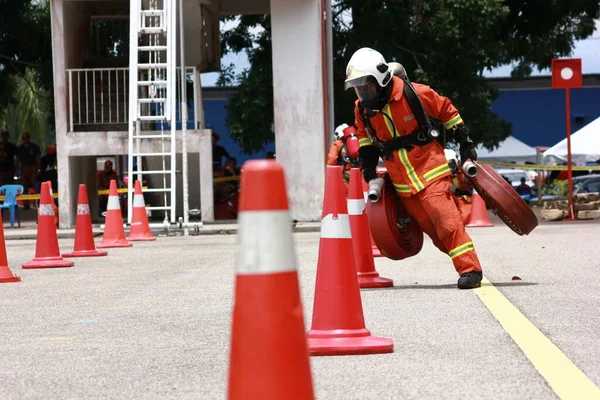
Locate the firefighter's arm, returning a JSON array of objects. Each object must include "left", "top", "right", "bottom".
[
  {"left": 326, "top": 142, "right": 340, "bottom": 165},
  {"left": 354, "top": 104, "right": 379, "bottom": 183},
  {"left": 418, "top": 85, "right": 477, "bottom": 161}
]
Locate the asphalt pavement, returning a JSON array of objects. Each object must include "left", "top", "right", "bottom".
[{"left": 1, "top": 218, "right": 599, "bottom": 399}]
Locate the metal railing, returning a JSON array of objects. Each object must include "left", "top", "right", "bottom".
[{"left": 67, "top": 66, "right": 202, "bottom": 132}]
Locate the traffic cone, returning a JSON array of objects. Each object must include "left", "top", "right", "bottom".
[
  {"left": 361, "top": 179, "right": 383, "bottom": 258},
  {"left": 47, "top": 181, "right": 59, "bottom": 228},
  {"left": 227, "top": 160, "right": 314, "bottom": 400},
  {"left": 0, "top": 213, "right": 20, "bottom": 283},
  {"left": 348, "top": 168, "right": 393, "bottom": 288},
  {"left": 63, "top": 184, "right": 108, "bottom": 258},
  {"left": 22, "top": 182, "right": 74, "bottom": 269},
  {"left": 466, "top": 190, "right": 494, "bottom": 227},
  {"left": 128, "top": 180, "right": 156, "bottom": 241},
  {"left": 97, "top": 180, "right": 132, "bottom": 248},
  {"left": 306, "top": 165, "right": 394, "bottom": 356}
]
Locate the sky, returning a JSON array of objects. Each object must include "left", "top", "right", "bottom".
[{"left": 199, "top": 19, "right": 600, "bottom": 87}]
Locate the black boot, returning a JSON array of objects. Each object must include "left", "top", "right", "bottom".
[{"left": 457, "top": 271, "right": 482, "bottom": 289}]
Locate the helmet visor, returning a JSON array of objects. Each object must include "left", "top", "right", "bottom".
[{"left": 353, "top": 81, "right": 379, "bottom": 104}]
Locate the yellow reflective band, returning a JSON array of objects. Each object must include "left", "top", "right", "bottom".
[
  {"left": 449, "top": 241, "right": 475, "bottom": 259},
  {"left": 359, "top": 137, "right": 373, "bottom": 147},
  {"left": 393, "top": 183, "right": 411, "bottom": 193},
  {"left": 380, "top": 104, "right": 424, "bottom": 192},
  {"left": 398, "top": 148, "right": 424, "bottom": 191},
  {"left": 443, "top": 115, "right": 463, "bottom": 129},
  {"left": 424, "top": 163, "right": 450, "bottom": 182}
]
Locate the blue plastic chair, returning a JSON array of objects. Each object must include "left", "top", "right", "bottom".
[{"left": 0, "top": 185, "right": 24, "bottom": 228}]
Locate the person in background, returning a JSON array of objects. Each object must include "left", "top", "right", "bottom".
[
  {"left": 38, "top": 144, "right": 58, "bottom": 203},
  {"left": 0, "top": 130, "right": 17, "bottom": 186},
  {"left": 516, "top": 177, "right": 532, "bottom": 196},
  {"left": 15, "top": 132, "right": 41, "bottom": 210},
  {"left": 212, "top": 132, "right": 231, "bottom": 172},
  {"left": 97, "top": 160, "right": 119, "bottom": 213}
]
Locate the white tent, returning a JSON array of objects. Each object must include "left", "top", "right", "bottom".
[
  {"left": 543, "top": 116, "right": 600, "bottom": 166},
  {"left": 475, "top": 136, "right": 538, "bottom": 164}
]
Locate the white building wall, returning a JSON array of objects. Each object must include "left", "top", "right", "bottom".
[{"left": 271, "top": 0, "right": 328, "bottom": 221}]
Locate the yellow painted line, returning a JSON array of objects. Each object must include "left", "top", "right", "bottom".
[
  {"left": 41, "top": 337, "right": 73, "bottom": 341},
  {"left": 95, "top": 306, "right": 129, "bottom": 311},
  {"left": 475, "top": 277, "right": 600, "bottom": 399}
]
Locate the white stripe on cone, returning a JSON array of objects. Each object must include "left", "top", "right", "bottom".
[
  {"left": 347, "top": 199, "right": 365, "bottom": 216},
  {"left": 320, "top": 214, "right": 352, "bottom": 239},
  {"left": 236, "top": 210, "right": 297, "bottom": 275},
  {"left": 38, "top": 204, "right": 54, "bottom": 216},
  {"left": 107, "top": 195, "right": 120, "bottom": 210},
  {"left": 77, "top": 204, "right": 90, "bottom": 215},
  {"left": 133, "top": 194, "right": 145, "bottom": 208}
]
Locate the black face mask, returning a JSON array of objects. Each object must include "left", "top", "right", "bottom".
[{"left": 358, "top": 82, "right": 393, "bottom": 115}]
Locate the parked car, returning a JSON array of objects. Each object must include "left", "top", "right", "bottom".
[
  {"left": 494, "top": 168, "right": 535, "bottom": 188},
  {"left": 572, "top": 174, "right": 600, "bottom": 195}
]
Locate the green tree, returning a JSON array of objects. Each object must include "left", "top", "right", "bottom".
[
  {"left": 219, "top": 1, "right": 600, "bottom": 154},
  {"left": 0, "top": 0, "right": 53, "bottom": 143}
]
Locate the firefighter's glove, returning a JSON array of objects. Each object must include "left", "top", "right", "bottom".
[
  {"left": 452, "top": 124, "right": 478, "bottom": 162},
  {"left": 363, "top": 167, "right": 378, "bottom": 184},
  {"left": 381, "top": 137, "right": 412, "bottom": 160}
]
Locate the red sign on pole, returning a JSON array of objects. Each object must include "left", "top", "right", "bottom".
[
  {"left": 551, "top": 58, "right": 582, "bottom": 89},
  {"left": 551, "top": 58, "right": 582, "bottom": 220}
]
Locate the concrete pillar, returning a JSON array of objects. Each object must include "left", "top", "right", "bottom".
[
  {"left": 50, "top": 0, "right": 73, "bottom": 228},
  {"left": 271, "top": 0, "right": 328, "bottom": 221}
]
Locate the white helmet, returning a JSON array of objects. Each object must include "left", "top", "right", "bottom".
[
  {"left": 334, "top": 123, "right": 349, "bottom": 140},
  {"left": 344, "top": 48, "right": 393, "bottom": 105},
  {"left": 444, "top": 149, "right": 459, "bottom": 164}
]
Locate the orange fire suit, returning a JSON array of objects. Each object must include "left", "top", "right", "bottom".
[
  {"left": 327, "top": 140, "right": 353, "bottom": 196},
  {"left": 450, "top": 168, "right": 473, "bottom": 226},
  {"left": 355, "top": 76, "right": 482, "bottom": 275}
]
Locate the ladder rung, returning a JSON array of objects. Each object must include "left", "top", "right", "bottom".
[
  {"left": 138, "top": 80, "right": 168, "bottom": 86},
  {"left": 139, "top": 98, "right": 167, "bottom": 103},
  {"left": 143, "top": 188, "right": 173, "bottom": 193},
  {"left": 139, "top": 45, "right": 168, "bottom": 51},
  {"left": 139, "top": 27, "right": 166, "bottom": 34},
  {"left": 141, "top": 10, "right": 164, "bottom": 16},
  {"left": 132, "top": 152, "right": 172, "bottom": 157},
  {"left": 146, "top": 206, "right": 172, "bottom": 211},
  {"left": 132, "top": 134, "right": 172, "bottom": 139},
  {"left": 138, "top": 63, "right": 168, "bottom": 69},
  {"left": 139, "top": 115, "right": 167, "bottom": 121},
  {"left": 131, "top": 170, "right": 172, "bottom": 175}
]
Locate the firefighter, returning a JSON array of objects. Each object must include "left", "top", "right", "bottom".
[
  {"left": 326, "top": 123, "right": 358, "bottom": 185},
  {"left": 445, "top": 149, "right": 473, "bottom": 225},
  {"left": 345, "top": 47, "right": 483, "bottom": 289}
]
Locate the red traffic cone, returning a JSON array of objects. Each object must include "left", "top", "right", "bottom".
[
  {"left": 47, "top": 181, "right": 59, "bottom": 228},
  {"left": 97, "top": 180, "right": 132, "bottom": 249},
  {"left": 361, "top": 179, "right": 384, "bottom": 258},
  {"left": 466, "top": 190, "right": 494, "bottom": 227},
  {"left": 306, "top": 165, "right": 393, "bottom": 356},
  {"left": 128, "top": 180, "right": 156, "bottom": 241},
  {"left": 0, "top": 213, "right": 20, "bottom": 283},
  {"left": 63, "top": 184, "right": 108, "bottom": 258},
  {"left": 348, "top": 168, "right": 393, "bottom": 288},
  {"left": 228, "top": 160, "right": 314, "bottom": 400},
  {"left": 22, "top": 182, "right": 74, "bottom": 269}
]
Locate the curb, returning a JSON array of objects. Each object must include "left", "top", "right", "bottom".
[{"left": 3, "top": 225, "right": 323, "bottom": 240}]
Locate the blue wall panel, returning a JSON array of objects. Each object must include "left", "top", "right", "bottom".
[
  {"left": 199, "top": 85, "right": 600, "bottom": 160},
  {"left": 491, "top": 87, "right": 600, "bottom": 147}
]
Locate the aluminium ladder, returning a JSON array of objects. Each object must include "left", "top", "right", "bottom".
[{"left": 127, "top": 0, "right": 177, "bottom": 224}]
